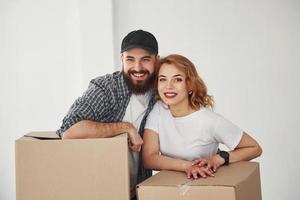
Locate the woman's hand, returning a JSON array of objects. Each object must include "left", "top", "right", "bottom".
[
  {"left": 185, "top": 164, "right": 215, "bottom": 179},
  {"left": 192, "top": 155, "right": 225, "bottom": 172}
]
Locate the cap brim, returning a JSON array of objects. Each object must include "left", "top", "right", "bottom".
[{"left": 121, "top": 45, "right": 157, "bottom": 55}]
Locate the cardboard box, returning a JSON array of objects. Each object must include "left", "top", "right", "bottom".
[
  {"left": 137, "top": 161, "right": 261, "bottom": 200},
  {"left": 15, "top": 131, "right": 130, "bottom": 200}
]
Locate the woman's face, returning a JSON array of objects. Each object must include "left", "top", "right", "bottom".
[{"left": 158, "top": 63, "right": 189, "bottom": 109}]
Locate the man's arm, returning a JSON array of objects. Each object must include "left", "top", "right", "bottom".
[
  {"left": 62, "top": 120, "right": 132, "bottom": 139},
  {"left": 63, "top": 120, "right": 143, "bottom": 152},
  {"left": 58, "top": 76, "right": 122, "bottom": 139}
]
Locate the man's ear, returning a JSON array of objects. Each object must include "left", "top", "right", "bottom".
[
  {"left": 154, "top": 55, "right": 160, "bottom": 66},
  {"left": 120, "top": 53, "right": 124, "bottom": 63}
]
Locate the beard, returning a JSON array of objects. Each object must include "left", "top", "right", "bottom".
[{"left": 122, "top": 69, "right": 155, "bottom": 94}]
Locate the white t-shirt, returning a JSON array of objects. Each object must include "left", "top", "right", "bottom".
[
  {"left": 123, "top": 92, "right": 151, "bottom": 198},
  {"left": 145, "top": 101, "right": 243, "bottom": 161}
]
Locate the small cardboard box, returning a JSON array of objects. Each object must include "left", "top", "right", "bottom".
[
  {"left": 15, "top": 131, "right": 130, "bottom": 200},
  {"left": 137, "top": 161, "right": 261, "bottom": 200}
]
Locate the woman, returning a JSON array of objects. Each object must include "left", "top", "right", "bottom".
[{"left": 143, "top": 54, "right": 262, "bottom": 179}]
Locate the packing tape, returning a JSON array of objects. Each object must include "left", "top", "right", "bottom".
[{"left": 179, "top": 180, "right": 193, "bottom": 196}]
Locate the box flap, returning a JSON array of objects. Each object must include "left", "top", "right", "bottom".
[
  {"left": 138, "top": 162, "right": 259, "bottom": 187},
  {"left": 24, "top": 131, "right": 61, "bottom": 140}
]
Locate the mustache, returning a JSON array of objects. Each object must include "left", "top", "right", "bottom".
[{"left": 127, "top": 69, "right": 150, "bottom": 75}]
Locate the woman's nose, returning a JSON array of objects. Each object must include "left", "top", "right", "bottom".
[{"left": 166, "top": 80, "right": 173, "bottom": 89}]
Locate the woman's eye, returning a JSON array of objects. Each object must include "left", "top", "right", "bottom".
[
  {"left": 175, "top": 78, "right": 183, "bottom": 82},
  {"left": 159, "top": 78, "right": 166, "bottom": 82}
]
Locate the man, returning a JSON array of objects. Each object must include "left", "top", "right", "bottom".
[{"left": 57, "top": 30, "right": 159, "bottom": 199}]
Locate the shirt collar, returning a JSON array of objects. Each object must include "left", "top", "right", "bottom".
[{"left": 115, "top": 71, "right": 131, "bottom": 97}]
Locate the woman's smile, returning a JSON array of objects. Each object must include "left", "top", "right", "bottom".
[{"left": 163, "top": 92, "right": 178, "bottom": 98}]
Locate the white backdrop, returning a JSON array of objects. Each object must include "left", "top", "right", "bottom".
[
  {"left": 0, "top": 0, "right": 114, "bottom": 199},
  {"left": 1, "top": 0, "right": 300, "bottom": 199}
]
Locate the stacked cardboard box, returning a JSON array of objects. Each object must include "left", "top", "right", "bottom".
[
  {"left": 15, "top": 132, "right": 130, "bottom": 200},
  {"left": 137, "top": 162, "right": 261, "bottom": 200}
]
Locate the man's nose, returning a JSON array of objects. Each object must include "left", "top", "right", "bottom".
[{"left": 133, "top": 61, "right": 142, "bottom": 70}]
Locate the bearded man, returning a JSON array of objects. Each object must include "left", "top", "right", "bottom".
[{"left": 57, "top": 30, "right": 159, "bottom": 200}]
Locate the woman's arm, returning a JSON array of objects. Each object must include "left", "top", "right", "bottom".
[
  {"left": 143, "top": 129, "right": 214, "bottom": 178},
  {"left": 195, "top": 132, "right": 262, "bottom": 171},
  {"left": 142, "top": 129, "right": 191, "bottom": 171},
  {"left": 228, "top": 132, "right": 262, "bottom": 163}
]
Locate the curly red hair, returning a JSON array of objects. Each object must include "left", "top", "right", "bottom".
[{"left": 156, "top": 54, "right": 214, "bottom": 109}]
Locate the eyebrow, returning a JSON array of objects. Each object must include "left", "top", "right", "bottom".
[
  {"left": 173, "top": 74, "right": 184, "bottom": 77},
  {"left": 125, "top": 55, "right": 151, "bottom": 59},
  {"left": 158, "top": 74, "right": 184, "bottom": 77},
  {"left": 125, "top": 55, "right": 134, "bottom": 59}
]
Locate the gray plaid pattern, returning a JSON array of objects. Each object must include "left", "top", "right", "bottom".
[{"left": 57, "top": 71, "right": 155, "bottom": 183}]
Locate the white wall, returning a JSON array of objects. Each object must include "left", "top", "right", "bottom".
[
  {"left": 1, "top": 0, "right": 300, "bottom": 200},
  {"left": 80, "top": 0, "right": 115, "bottom": 86},
  {"left": 0, "top": 0, "right": 114, "bottom": 199},
  {"left": 113, "top": 0, "right": 300, "bottom": 199}
]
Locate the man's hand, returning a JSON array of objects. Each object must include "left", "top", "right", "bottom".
[
  {"left": 192, "top": 155, "right": 225, "bottom": 172},
  {"left": 126, "top": 124, "right": 143, "bottom": 152}
]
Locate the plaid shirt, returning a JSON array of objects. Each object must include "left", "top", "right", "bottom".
[{"left": 57, "top": 71, "right": 155, "bottom": 183}]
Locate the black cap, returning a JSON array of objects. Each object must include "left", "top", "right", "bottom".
[{"left": 121, "top": 30, "right": 158, "bottom": 55}]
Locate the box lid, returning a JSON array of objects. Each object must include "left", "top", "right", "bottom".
[
  {"left": 20, "top": 131, "right": 128, "bottom": 140},
  {"left": 23, "top": 131, "right": 61, "bottom": 139}
]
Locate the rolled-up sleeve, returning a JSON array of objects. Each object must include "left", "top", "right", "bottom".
[{"left": 56, "top": 82, "right": 110, "bottom": 137}]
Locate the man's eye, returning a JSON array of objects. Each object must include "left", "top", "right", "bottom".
[
  {"left": 126, "top": 58, "right": 134, "bottom": 62},
  {"left": 143, "top": 58, "right": 150, "bottom": 62}
]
